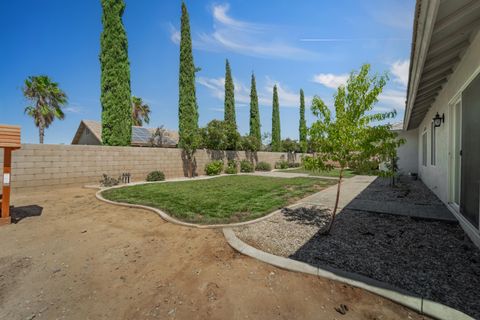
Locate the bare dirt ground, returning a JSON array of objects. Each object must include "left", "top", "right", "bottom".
[{"left": 0, "top": 187, "right": 428, "bottom": 320}]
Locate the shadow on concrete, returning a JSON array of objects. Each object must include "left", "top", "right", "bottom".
[{"left": 10, "top": 205, "right": 43, "bottom": 223}]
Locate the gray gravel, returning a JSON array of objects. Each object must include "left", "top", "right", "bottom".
[{"left": 234, "top": 183, "right": 480, "bottom": 319}]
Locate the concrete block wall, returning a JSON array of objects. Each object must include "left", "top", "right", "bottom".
[{"left": 0, "top": 144, "right": 300, "bottom": 191}]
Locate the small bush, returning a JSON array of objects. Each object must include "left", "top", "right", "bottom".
[
  {"left": 255, "top": 161, "right": 272, "bottom": 171},
  {"left": 288, "top": 162, "right": 301, "bottom": 168},
  {"left": 349, "top": 158, "right": 380, "bottom": 175},
  {"left": 146, "top": 170, "right": 165, "bottom": 182},
  {"left": 225, "top": 160, "right": 238, "bottom": 174},
  {"left": 275, "top": 160, "right": 289, "bottom": 169},
  {"left": 205, "top": 160, "right": 224, "bottom": 176},
  {"left": 240, "top": 160, "right": 254, "bottom": 173},
  {"left": 100, "top": 174, "right": 119, "bottom": 187}
]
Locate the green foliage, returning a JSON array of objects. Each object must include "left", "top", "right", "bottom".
[
  {"left": 271, "top": 85, "right": 281, "bottom": 151},
  {"left": 281, "top": 138, "right": 299, "bottom": 153},
  {"left": 224, "top": 59, "right": 238, "bottom": 147},
  {"left": 100, "top": 0, "right": 132, "bottom": 146},
  {"left": 308, "top": 64, "right": 405, "bottom": 233},
  {"left": 224, "top": 160, "right": 238, "bottom": 174},
  {"left": 132, "top": 96, "right": 150, "bottom": 126},
  {"left": 349, "top": 158, "right": 380, "bottom": 175},
  {"left": 205, "top": 160, "right": 224, "bottom": 176},
  {"left": 22, "top": 75, "right": 67, "bottom": 144},
  {"left": 299, "top": 89, "right": 307, "bottom": 153},
  {"left": 146, "top": 171, "right": 165, "bottom": 182},
  {"left": 178, "top": 2, "right": 200, "bottom": 176},
  {"left": 240, "top": 135, "right": 261, "bottom": 152},
  {"left": 275, "top": 160, "right": 289, "bottom": 169},
  {"left": 255, "top": 161, "right": 272, "bottom": 171},
  {"left": 224, "top": 59, "right": 236, "bottom": 125},
  {"left": 99, "top": 174, "right": 120, "bottom": 187},
  {"left": 200, "top": 120, "right": 239, "bottom": 150},
  {"left": 249, "top": 73, "right": 261, "bottom": 144},
  {"left": 240, "top": 160, "right": 254, "bottom": 172}
]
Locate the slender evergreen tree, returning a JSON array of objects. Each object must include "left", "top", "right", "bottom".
[
  {"left": 178, "top": 1, "right": 199, "bottom": 176},
  {"left": 249, "top": 73, "right": 261, "bottom": 144},
  {"left": 299, "top": 89, "right": 307, "bottom": 152},
  {"left": 271, "top": 85, "right": 281, "bottom": 152},
  {"left": 100, "top": 0, "right": 132, "bottom": 146},
  {"left": 224, "top": 59, "right": 236, "bottom": 126}
]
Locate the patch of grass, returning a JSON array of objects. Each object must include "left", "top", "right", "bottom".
[
  {"left": 278, "top": 168, "right": 356, "bottom": 178},
  {"left": 101, "top": 175, "right": 336, "bottom": 224}
]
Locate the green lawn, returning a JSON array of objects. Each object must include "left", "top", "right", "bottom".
[
  {"left": 101, "top": 175, "right": 336, "bottom": 224},
  {"left": 278, "top": 167, "right": 355, "bottom": 178}
]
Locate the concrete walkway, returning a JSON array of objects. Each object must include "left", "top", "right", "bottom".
[
  {"left": 300, "top": 175, "right": 377, "bottom": 209},
  {"left": 346, "top": 199, "right": 456, "bottom": 221}
]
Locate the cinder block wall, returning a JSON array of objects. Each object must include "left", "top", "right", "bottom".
[{"left": 0, "top": 144, "right": 301, "bottom": 191}]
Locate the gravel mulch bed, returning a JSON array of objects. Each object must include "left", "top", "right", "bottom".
[
  {"left": 234, "top": 207, "right": 480, "bottom": 319},
  {"left": 356, "top": 176, "right": 443, "bottom": 205}
]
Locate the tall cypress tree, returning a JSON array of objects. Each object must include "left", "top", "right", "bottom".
[
  {"left": 271, "top": 85, "right": 281, "bottom": 152},
  {"left": 299, "top": 89, "right": 307, "bottom": 152},
  {"left": 224, "top": 59, "right": 236, "bottom": 126},
  {"left": 178, "top": 2, "right": 199, "bottom": 176},
  {"left": 100, "top": 0, "right": 132, "bottom": 146},
  {"left": 249, "top": 73, "right": 261, "bottom": 143}
]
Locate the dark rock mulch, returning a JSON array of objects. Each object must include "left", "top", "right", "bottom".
[
  {"left": 290, "top": 209, "right": 480, "bottom": 319},
  {"left": 354, "top": 176, "right": 443, "bottom": 205}
]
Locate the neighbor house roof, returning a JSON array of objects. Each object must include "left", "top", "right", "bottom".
[
  {"left": 404, "top": 0, "right": 480, "bottom": 130},
  {"left": 71, "top": 120, "right": 179, "bottom": 147}
]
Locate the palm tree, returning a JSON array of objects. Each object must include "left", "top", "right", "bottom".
[
  {"left": 22, "top": 75, "right": 68, "bottom": 144},
  {"left": 131, "top": 96, "right": 151, "bottom": 126}
]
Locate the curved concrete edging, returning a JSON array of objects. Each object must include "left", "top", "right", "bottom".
[
  {"left": 222, "top": 228, "right": 474, "bottom": 320},
  {"left": 95, "top": 174, "right": 300, "bottom": 229}
]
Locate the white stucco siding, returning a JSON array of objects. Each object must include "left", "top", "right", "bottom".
[
  {"left": 417, "top": 30, "right": 480, "bottom": 204},
  {"left": 396, "top": 129, "right": 419, "bottom": 175}
]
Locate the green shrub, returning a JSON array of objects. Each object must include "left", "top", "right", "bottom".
[
  {"left": 205, "top": 160, "right": 224, "bottom": 176},
  {"left": 255, "top": 161, "right": 272, "bottom": 171},
  {"left": 225, "top": 160, "right": 238, "bottom": 174},
  {"left": 349, "top": 158, "right": 380, "bottom": 175},
  {"left": 288, "top": 162, "right": 301, "bottom": 168},
  {"left": 146, "top": 170, "right": 165, "bottom": 182},
  {"left": 275, "top": 160, "right": 289, "bottom": 169},
  {"left": 240, "top": 160, "right": 254, "bottom": 173}
]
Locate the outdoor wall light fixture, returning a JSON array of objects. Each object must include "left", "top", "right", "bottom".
[{"left": 433, "top": 112, "right": 445, "bottom": 128}]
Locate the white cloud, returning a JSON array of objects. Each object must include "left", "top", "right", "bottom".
[
  {"left": 63, "top": 104, "right": 84, "bottom": 114},
  {"left": 390, "top": 59, "right": 409, "bottom": 87},
  {"left": 169, "top": 3, "right": 316, "bottom": 60},
  {"left": 378, "top": 89, "right": 406, "bottom": 110},
  {"left": 197, "top": 75, "right": 309, "bottom": 108},
  {"left": 168, "top": 23, "right": 181, "bottom": 44},
  {"left": 312, "top": 73, "right": 349, "bottom": 89}
]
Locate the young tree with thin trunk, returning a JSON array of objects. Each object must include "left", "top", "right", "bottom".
[
  {"left": 299, "top": 89, "right": 307, "bottom": 153},
  {"left": 100, "top": 0, "right": 132, "bottom": 146},
  {"left": 22, "top": 75, "right": 67, "bottom": 144},
  {"left": 305, "top": 64, "right": 403, "bottom": 234},
  {"left": 249, "top": 73, "right": 261, "bottom": 149},
  {"left": 178, "top": 1, "right": 200, "bottom": 177},
  {"left": 271, "top": 85, "right": 281, "bottom": 152},
  {"left": 131, "top": 96, "right": 151, "bottom": 126}
]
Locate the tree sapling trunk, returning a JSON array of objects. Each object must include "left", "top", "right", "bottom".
[{"left": 325, "top": 166, "right": 344, "bottom": 234}]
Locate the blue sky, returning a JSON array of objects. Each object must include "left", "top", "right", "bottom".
[{"left": 0, "top": 0, "right": 415, "bottom": 144}]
